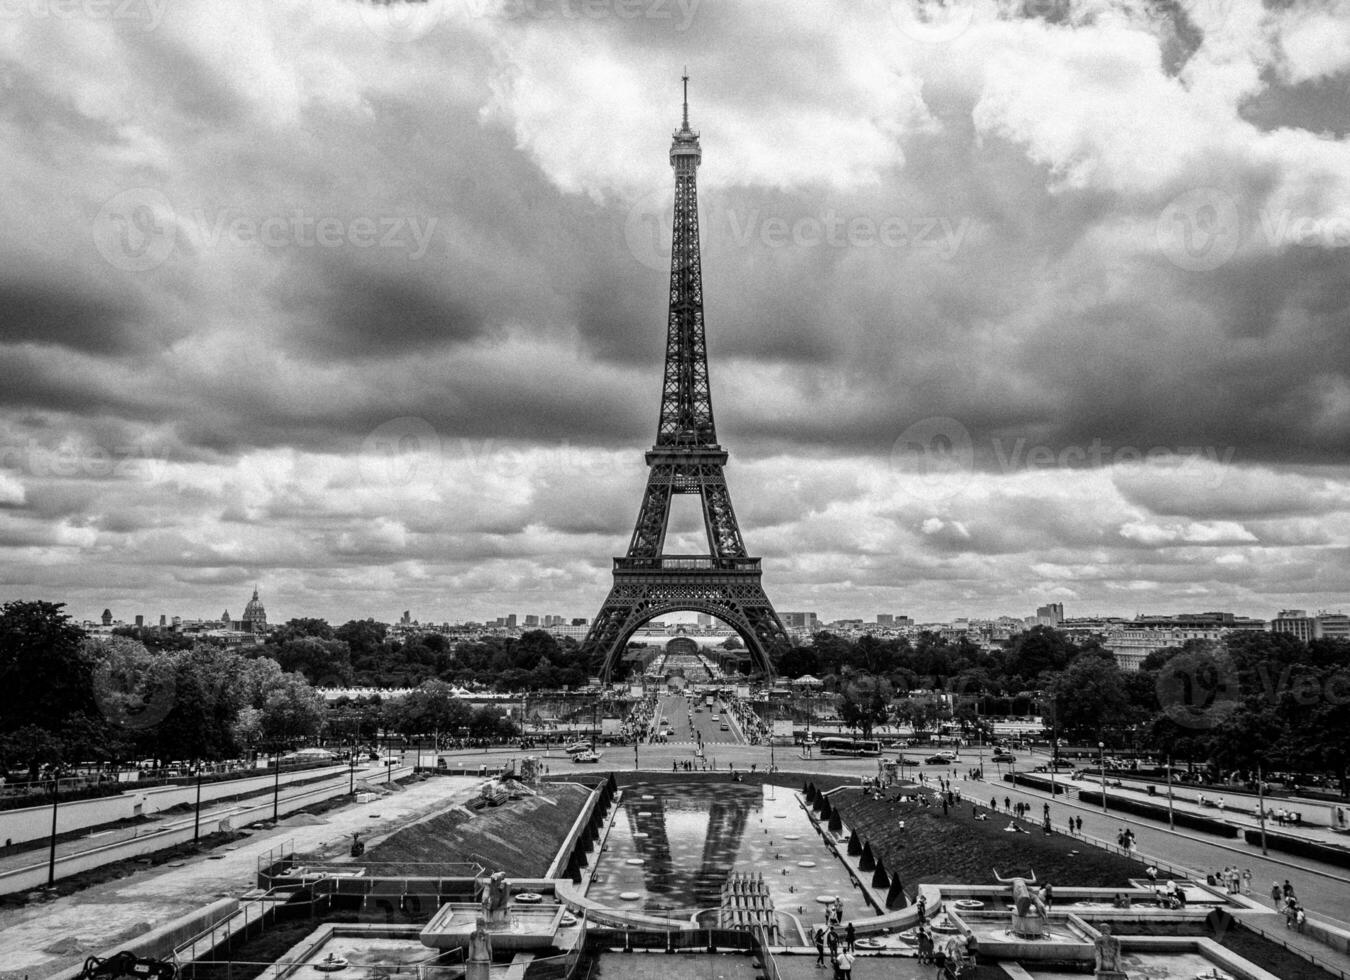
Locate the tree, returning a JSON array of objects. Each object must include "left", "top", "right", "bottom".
[
  {"left": 0, "top": 601, "right": 106, "bottom": 775},
  {"left": 837, "top": 673, "right": 892, "bottom": 738},
  {"left": 266, "top": 618, "right": 335, "bottom": 644},
  {"left": 1044, "top": 653, "right": 1129, "bottom": 743},
  {"left": 259, "top": 673, "right": 326, "bottom": 745}
]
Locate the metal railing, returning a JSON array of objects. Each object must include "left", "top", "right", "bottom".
[{"left": 614, "top": 556, "right": 762, "bottom": 573}]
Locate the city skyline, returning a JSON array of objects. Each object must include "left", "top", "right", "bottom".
[{"left": 3, "top": 2, "right": 1350, "bottom": 623}]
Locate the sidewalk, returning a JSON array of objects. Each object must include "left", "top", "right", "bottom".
[
  {"left": 1051, "top": 772, "right": 1350, "bottom": 850},
  {"left": 0, "top": 762, "right": 397, "bottom": 879},
  {"left": 0, "top": 775, "right": 483, "bottom": 980}
]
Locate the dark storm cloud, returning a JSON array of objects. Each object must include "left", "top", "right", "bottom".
[
  {"left": 0, "top": 280, "right": 148, "bottom": 355},
  {"left": 274, "top": 260, "right": 489, "bottom": 360}
]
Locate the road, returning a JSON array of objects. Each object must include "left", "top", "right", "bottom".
[{"left": 649, "top": 692, "right": 744, "bottom": 747}]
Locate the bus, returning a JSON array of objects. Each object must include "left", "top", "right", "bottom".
[{"left": 816, "top": 737, "right": 882, "bottom": 757}]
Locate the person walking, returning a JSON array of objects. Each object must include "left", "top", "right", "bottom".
[
  {"left": 917, "top": 926, "right": 934, "bottom": 965},
  {"left": 835, "top": 947, "right": 854, "bottom": 980},
  {"left": 814, "top": 927, "right": 826, "bottom": 968},
  {"left": 845, "top": 921, "right": 856, "bottom": 953},
  {"left": 1242, "top": 869, "right": 1252, "bottom": 895},
  {"left": 1271, "top": 881, "right": 1283, "bottom": 907},
  {"left": 827, "top": 925, "right": 839, "bottom": 960}
]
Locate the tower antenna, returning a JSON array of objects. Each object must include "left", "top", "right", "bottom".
[{"left": 682, "top": 68, "right": 689, "bottom": 128}]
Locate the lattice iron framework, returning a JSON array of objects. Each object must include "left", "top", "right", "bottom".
[{"left": 583, "top": 77, "right": 787, "bottom": 681}]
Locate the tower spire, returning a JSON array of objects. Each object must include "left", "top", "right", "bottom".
[{"left": 682, "top": 68, "right": 689, "bottom": 129}]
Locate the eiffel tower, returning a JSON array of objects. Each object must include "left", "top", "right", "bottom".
[{"left": 583, "top": 76, "right": 787, "bottom": 682}]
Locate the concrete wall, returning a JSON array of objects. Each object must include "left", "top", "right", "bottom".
[
  {"left": 0, "top": 764, "right": 350, "bottom": 846},
  {"left": 0, "top": 766, "right": 410, "bottom": 896}
]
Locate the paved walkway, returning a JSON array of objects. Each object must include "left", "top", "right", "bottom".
[
  {"left": 0, "top": 775, "right": 485, "bottom": 980},
  {"left": 1054, "top": 771, "right": 1350, "bottom": 845},
  {"left": 0, "top": 762, "right": 397, "bottom": 879}
]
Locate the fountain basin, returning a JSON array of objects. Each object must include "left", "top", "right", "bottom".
[
  {"left": 420, "top": 903, "right": 565, "bottom": 952},
  {"left": 948, "top": 909, "right": 1096, "bottom": 962}
]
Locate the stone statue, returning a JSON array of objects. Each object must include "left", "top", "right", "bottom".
[
  {"left": 482, "top": 870, "right": 511, "bottom": 924},
  {"left": 468, "top": 916, "right": 494, "bottom": 961},
  {"left": 1093, "top": 923, "right": 1126, "bottom": 979},
  {"left": 993, "top": 868, "right": 1048, "bottom": 939},
  {"left": 993, "top": 869, "right": 1047, "bottom": 917},
  {"left": 465, "top": 916, "right": 493, "bottom": 980}
]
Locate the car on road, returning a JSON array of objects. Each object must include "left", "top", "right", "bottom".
[
  {"left": 573, "top": 750, "right": 602, "bottom": 763},
  {"left": 925, "top": 754, "right": 956, "bottom": 765},
  {"left": 564, "top": 742, "right": 592, "bottom": 755},
  {"left": 720, "top": 723, "right": 730, "bottom": 731}
]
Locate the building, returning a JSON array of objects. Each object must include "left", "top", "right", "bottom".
[
  {"left": 1036, "top": 603, "right": 1064, "bottom": 626},
  {"left": 101, "top": 608, "right": 112, "bottom": 626},
  {"left": 697, "top": 613, "right": 713, "bottom": 627},
  {"left": 781, "top": 612, "right": 819, "bottom": 631},
  {"left": 877, "top": 613, "right": 893, "bottom": 626},
  {"left": 524, "top": 614, "right": 540, "bottom": 627},
  {"left": 1105, "top": 626, "right": 1225, "bottom": 671},
  {"left": 1271, "top": 610, "right": 1319, "bottom": 642},
  {"left": 505, "top": 614, "right": 518, "bottom": 629},
  {"left": 222, "top": 587, "right": 269, "bottom": 635},
  {"left": 1316, "top": 611, "right": 1350, "bottom": 640}
]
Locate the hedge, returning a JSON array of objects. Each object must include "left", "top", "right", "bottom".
[
  {"left": 1004, "top": 772, "right": 1070, "bottom": 796},
  {"left": 1241, "top": 829, "right": 1350, "bottom": 870},
  {"left": 1077, "top": 790, "right": 1238, "bottom": 837}
]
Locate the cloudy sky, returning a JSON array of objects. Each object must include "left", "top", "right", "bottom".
[{"left": 2, "top": 0, "right": 1349, "bottom": 626}]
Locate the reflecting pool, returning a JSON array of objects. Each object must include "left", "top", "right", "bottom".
[{"left": 586, "top": 780, "right": 873, "bottom": 922}]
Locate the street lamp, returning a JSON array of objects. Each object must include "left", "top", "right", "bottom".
[
  {"left": 1098, "top": 741, "right": 1107, "bottom": 814},
  {"left": 273, "top": 749, "right": 282, "bottom": 823},
  {"left": 1166, "top": 754, "right": 1175, "bottom": 831},
  {"left": 1256, "top": 761, "right": 1268, "bottom": 855},
  {"left": 193, "top": 763, "right": 204, "bottom": 844},
  {"left": 47, "top": 775, "right": 60, "bottom": 888}
]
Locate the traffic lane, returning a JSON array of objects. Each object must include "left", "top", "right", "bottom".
[{"left": 693, "top": 704, "right": 739, "bottom": 744}]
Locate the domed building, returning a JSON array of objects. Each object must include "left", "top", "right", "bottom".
[{"left": 241, "top": 587, "right": 268, "bottom": 633}]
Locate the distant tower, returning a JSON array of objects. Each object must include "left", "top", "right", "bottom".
[
  {"left": 222, "top": 609, "right": 231, "bottom": 626},
  {"left": 101, "top": 608, "right": 112, "bottom": 626},
  {"left": 242, "top": 586, "right": 268, "bottom": 633},
  {"left": 580, "top": 76, "right": 787, "bottom": 682}
]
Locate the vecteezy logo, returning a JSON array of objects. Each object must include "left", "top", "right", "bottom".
[
  {"left": 1157, "top": 187, "right": 1241, "bottom": 272},
  {"left": 359, "top": 416, "right": 443, "bottom": 487},
  {"left": 93, "top": 662, "right": 177, "bottom": 731},
  {"left": 92, "top": 188, "right": 177, "bottom": 272},
  {"left": 890, "top": 0, "right": 977, "bottom": 45},
  {"left": 356, "top": 0, "right": 445, "bottom": 42},
  {"left": 889, "top": 417, "right": 976, "bottom": 501},
  {"left": 1155, "top": 644, "right": 1240, "bottom": 729}
]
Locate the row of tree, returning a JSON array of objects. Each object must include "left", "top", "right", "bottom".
[
  {"left": 818, "top": 628, "right": 1350, "bottom": 792},
  {"left": 0, "top": 602, "right": 526, "bottom": 778}
]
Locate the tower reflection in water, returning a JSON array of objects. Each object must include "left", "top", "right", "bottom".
[{"left": 586, "top": 780, "right": 865, "bottom": 917}]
